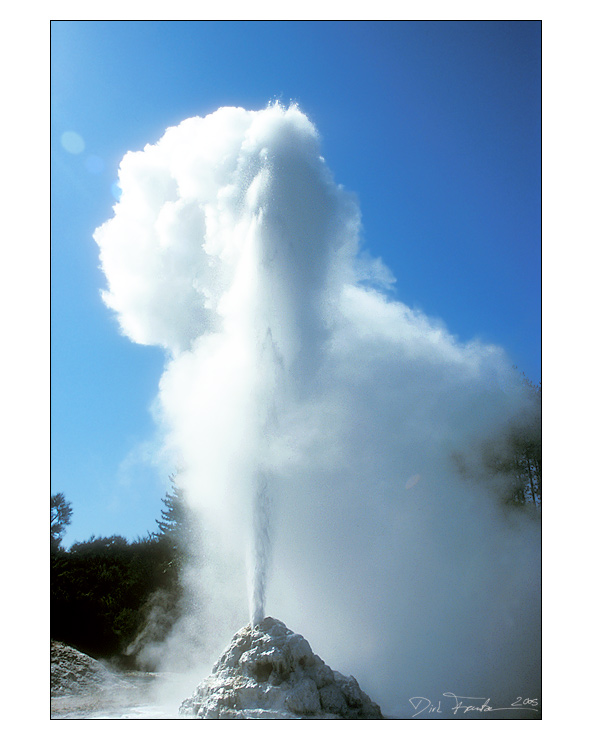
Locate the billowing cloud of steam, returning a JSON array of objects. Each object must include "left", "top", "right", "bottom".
[{"left": 95, "top": 104, "right": 540, "bottom": 716}]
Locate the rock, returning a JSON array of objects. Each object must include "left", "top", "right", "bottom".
[
  {"left": 179, "top": 617, "right": 383, "bottom": 719},
  {"left": 319, "top": 682, "right": 348, "bottom": 714},
  {"left": 285, "top": 677, "right": 321, "bottom": 714},
  {"left": 51, "top": 641, "right": 114, "bottom": 697}
]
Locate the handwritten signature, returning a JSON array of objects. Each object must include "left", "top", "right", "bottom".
[{"left": 409, "top": 693, "right": 539, "bottom": 718}]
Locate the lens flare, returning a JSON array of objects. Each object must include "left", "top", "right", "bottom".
[{"left": 60, "top": 130, "right": 85, "bottom": 155}]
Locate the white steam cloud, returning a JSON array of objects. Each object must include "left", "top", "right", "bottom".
[{"left": 94, "top": 104, "right": 540, "bottom": 716}]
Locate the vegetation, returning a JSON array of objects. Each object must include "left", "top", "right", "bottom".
[
  {"left": 485, "top": 375, "right": 541, "bottom": 507},
  {"left": 511, "top": 376, "right": 542, "bottom": 505},
  {"left": 155, "top": 474, "right": 201, "bottom": 567},
  {"left": 453, "top": 374, "right": 542, "bottom": 508},
  {"left": 50, "top": 485, "right": 188, "bottom": 666},
  {"left": 51, "top": 493, "right": 73, "bottom": 551}
]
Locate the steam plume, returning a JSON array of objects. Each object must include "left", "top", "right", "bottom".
[{"left": 94, "top": 104, "right": 540, "bottom": 715}]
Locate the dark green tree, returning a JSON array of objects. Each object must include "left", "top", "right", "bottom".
[
  {"left": 156, "top": 475, "right": 200, "bottom": 560},
  {"left": 50, "top": 477, "right": 201, "bottom": 666},
  {"left": 51, "top": 493, "right": 72, "bottom": 551},
  {"left": 156, "top": 476, "right": 186, "bottom": 540},
  {"left": 123, "top": 478, "right": 200, "bottom": 668},
  {"left": 51, "top": 532, "right": 181, "bottom": 663},
  {"left": 505, "top": 375, "right": 541, "bottom": 506},
  {"left": 452, "top": 373, "right": 541, "bottom": 508}
]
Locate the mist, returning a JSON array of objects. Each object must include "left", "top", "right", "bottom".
[{"left": 94, "top": 103, "right": 540, "bottom": 717}]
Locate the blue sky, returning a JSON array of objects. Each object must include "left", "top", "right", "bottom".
[{"left": 51, "top": 20, "right": 541, "bottom": 547}]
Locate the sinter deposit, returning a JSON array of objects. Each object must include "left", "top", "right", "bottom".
[
  {"left": 179, "top": 617, "right": 383, "bottom": 718},
  {"left": 51, "top": 641, "right": 115, "bottom": 697}
]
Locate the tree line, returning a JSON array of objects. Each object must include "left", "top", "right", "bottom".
[{"left": 50, "top": 479, "right": 191, "bottom": 667}]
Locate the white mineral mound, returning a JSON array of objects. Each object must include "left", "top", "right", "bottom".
[
  {"left": 51, "top": 641, "right": 114, "bottom": 696},
  {"left": 179, "top": 617, "right": 383, "bottom": 719}
]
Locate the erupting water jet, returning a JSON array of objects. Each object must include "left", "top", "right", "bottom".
[{"left": 95, "top": 103, "right": 541, "bottom": 716}]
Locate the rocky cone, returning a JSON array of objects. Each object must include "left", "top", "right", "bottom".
[{"left": 179, "top": 617, "right": 383, "bottom": 719}]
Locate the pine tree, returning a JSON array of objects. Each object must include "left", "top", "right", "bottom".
[
  {"left": 156, "top": 477, "right": 186, "bottom": 540},
  {"left": 155, "top": 475, "right": 200, "bottom": 558},
  {"left": 510, "top": 375, "right": 541, "bottom": 506},
  {"left": 51, "top": 493, "right": 73, "bottom": 550}
]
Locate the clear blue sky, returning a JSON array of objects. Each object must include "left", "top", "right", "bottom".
[{"left": 51, "top": 20, "right": 541, "bottom": 547}]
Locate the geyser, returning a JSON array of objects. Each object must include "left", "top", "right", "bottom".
[{"left": 95, "top": 103, "right": 541, "bottom": 717}]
